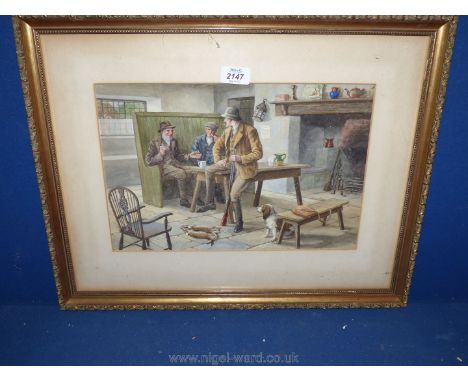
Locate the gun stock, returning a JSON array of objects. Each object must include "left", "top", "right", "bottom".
[{"left": 221, "top": 197, "right": 231, "bottom": 226}]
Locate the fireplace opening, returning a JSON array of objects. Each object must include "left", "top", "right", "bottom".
[{"left": 293, "top": 113, "right": 371, "bottom": 193}]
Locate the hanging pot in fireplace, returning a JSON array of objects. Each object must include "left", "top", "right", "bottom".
[{"left": 324, "top": 138, "right": 335, "bottom": 148}]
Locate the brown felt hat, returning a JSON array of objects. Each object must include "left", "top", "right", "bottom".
[
  {"left": 159, "top": 120, "right": 176, "bottom": 132},
  {"left": 221, "top": 106, "right": 241, "bottom": 121}
]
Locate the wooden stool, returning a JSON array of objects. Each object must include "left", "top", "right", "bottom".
[{"left": 277, "top": 199, "right": 349, "bottom": 248}]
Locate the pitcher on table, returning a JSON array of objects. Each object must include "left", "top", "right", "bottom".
[{"left": 274, "top": 153, "right": 286, "bottom": 166}]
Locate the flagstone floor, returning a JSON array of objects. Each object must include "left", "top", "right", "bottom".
[{"left": 108, "top": 186, "right": 362, "bottom": 252}]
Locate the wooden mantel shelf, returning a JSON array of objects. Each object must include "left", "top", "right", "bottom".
[{"left": 269, "top": 98, "right": 373, "bottom": 116}]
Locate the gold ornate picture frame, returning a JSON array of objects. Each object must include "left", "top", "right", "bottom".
[{"left": 13, "top": 16, "right": 457, "bottom": 309}]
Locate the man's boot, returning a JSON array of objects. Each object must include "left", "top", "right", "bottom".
[
  {"left": 179, "top": 198, "right": 191, "bottom": 208},
  {"left": 232, "top": 200, "right": 243, "bottom": 233}
]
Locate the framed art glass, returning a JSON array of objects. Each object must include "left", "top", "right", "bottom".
[{"left": 13, "top": 16, "right": 457, "bottom": 309}]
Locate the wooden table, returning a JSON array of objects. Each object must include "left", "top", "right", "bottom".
[
  {"left": 253, "top": 163, "right": 309, "bottom": 207},
  {"left": 186, "top": 163, "right": 310, "bottom": 213}
]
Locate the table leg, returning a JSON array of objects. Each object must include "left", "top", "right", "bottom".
[
  {"left": 253, "top": 180, "right": 263, "bottom": 207},
  {"left": 293, "top": 176, "right": 303, "bottom": 205},
  {"left": 190, "top": 177, "right": 202, "bottom": 212},
  {"left": 337, "top": 207, "right": 345, "bottom": 230}
]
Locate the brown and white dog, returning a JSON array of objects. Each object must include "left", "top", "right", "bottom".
[{"left": 257, "top": 204, "right": 294, "bottom": 242}]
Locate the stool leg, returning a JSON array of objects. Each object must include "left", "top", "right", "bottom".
[
  {"left": 295, "top": 224, "right": 301, "bottom": 249},
  {"left": 337, "top": 208, "right": 345, "bottom": 230},
  {"left": 321, "top": 215, "right": 327, "bottom": 226},
  {"left": 278, "top": 221, "right": 287, "bottom": 244},
  {"left": 119, "top": 233, "right": 124, "bottom": 250}
]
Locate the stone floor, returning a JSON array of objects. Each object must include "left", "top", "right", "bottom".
[{"left": 108, "top": 186, "right": 362, "bottom": 252}]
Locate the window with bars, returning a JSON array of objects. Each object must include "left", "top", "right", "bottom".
[{"left": 96, "top": 99, "right": 147, "bottom": 119}]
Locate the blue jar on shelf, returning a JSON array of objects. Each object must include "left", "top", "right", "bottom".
[{"left": 329, "top": 87, "right": 340, "bottom": 99}]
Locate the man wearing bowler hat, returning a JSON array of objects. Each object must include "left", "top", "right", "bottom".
[
  {"left": 197, "top": 106, "right": 263, "bottom": 233},
  {"left": 145, "top": 120, "right": 198, "bottom": 208}
]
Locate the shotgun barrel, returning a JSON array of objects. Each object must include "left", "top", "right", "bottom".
[{"left": 221, "top": 146, "right": 236, "bottom": 226}]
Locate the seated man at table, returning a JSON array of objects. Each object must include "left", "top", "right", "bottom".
[
  {"left": 190, "top": 121, "right": 225, "bottom": 203},
  {"left": 145, "top": 120, "right": 199, "bottom": 208},
  {"left": 197, "top": 106, "right": 263, "bottom": 233}
]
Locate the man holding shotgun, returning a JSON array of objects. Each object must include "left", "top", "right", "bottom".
[{"left": 197, "top": 106, "right": 263, "bottom": 233}]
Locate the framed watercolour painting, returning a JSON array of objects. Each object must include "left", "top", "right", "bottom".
[{"left": 13, "top": 16, "right": 457, "bottom": 309}]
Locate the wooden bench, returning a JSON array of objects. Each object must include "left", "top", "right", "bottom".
[{"left": 277, "top": 199, "right": 349, "bottom": 248}]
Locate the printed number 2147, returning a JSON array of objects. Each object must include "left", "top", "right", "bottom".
[{"left": 227, "top": 73, "right": 244, "bottom": 80}]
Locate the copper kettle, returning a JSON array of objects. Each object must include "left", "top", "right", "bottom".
[{"left": 344, "top": 88, "right": 366, "bottom": 98}]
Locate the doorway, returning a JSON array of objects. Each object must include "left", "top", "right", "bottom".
[{"left": 227, "top": 97, "right": 255, "bottom": 125}]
